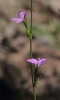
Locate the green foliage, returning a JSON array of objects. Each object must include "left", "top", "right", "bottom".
[
  {"left": 32, "top": 24, "right": 55, "bottom": 44},
  {"left": 31, "top": 19, "right": 60, "bottom": 49}
]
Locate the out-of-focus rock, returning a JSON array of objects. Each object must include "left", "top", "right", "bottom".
[
  {"left": 4, "top": 23, "right": 17, "bottom": 39},
  {"left": 51, "top": 50, "right": 60, "bottom": 59},
  {"left": 10, "top": 37, "right": 29, "bottom": 52},
  {"left": 0, "top": 46, "right": 8, "bottom": 79},
  {"left": 0, "top": 33, "right": 3, "bottom": 44},
  {"left": 39, "top": 0, "right": 60, "bottom": 15},
  {"left": 0, "top": 46, "right": 8, "bottom": 62}
]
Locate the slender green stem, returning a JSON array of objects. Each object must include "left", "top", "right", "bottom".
[
  {"left": 30, "top": 38, "right": 33, "bottom": 82},
  {"left": 33, "top": 87, "right": 36, "bottom": 100},
  {"left": 34, "top": 67, "right": 38, "bottom": 82},
  {"left": 30, "top": 0, "right": 33, "bottom": 86},
  {"left": 30, "top": 0, "right": 36, "bottom": 100},
  {"left": 30, "top": 0, "right": 33, "bottom": 34}
]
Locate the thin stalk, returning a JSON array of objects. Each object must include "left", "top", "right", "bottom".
[
  {"left": 30, "top": 0, "right": 36, "bottom": 100},
  {"left": 30, "top": 0, "right": 33, "bottom": 86},
  {"left": 33, "top": 87, "right": 36, "bottom": 100}
]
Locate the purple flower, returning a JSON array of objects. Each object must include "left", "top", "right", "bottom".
[
  {"left": 27, "top": 58, "right": 46, "bottom": 67},
  {"left": 11, "top": 10, "right": 29, "bottom": 23}
]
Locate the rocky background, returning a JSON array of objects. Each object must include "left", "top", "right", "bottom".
[{"left": 0, "top": 0, "right": 60, "bottom": 100}]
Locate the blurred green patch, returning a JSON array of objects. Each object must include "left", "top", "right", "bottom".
[{"left": 31, "top": 19, "right": 60, "bottom": 49}]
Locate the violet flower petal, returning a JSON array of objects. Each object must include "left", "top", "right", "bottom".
[
  {"left": 16, "top": 20, "right": 22, "bottom": 23},
  {"left": 11, "top": 18, "right": 22, "bottom": 23},
  {"left": 18, "top": 11, "right": 24, "bottom": 20},
  {"left": 24, "top": 10, "right": 29, "bottom": 19},
  {"left": 38, "top": 59, "right": 46, "bottom": 67},
  {"left": 27, "top": 58, "right": 37, "bottom": 64}
]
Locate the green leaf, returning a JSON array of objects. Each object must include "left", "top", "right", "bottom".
[{"left": 34, "top": 76, "right": 41, "bottom": 87}]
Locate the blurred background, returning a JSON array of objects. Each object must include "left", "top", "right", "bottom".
[{"left": 0, "top": 0, "right": 60, "bottom": 100}]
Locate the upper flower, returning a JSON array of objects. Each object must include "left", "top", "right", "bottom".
[
  {"left": 27, "top": 58, "right": 46, "bottom": 67},
  {"left": 11, "top": 10, "right": 29, "bottom": 23}
]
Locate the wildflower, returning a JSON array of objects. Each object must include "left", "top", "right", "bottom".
[
  {"left": 27, "top": 58, "right": 46, "bottom": 67},
  {"left": 11, "top": 10, "right": 29, "bottom": 23}
]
